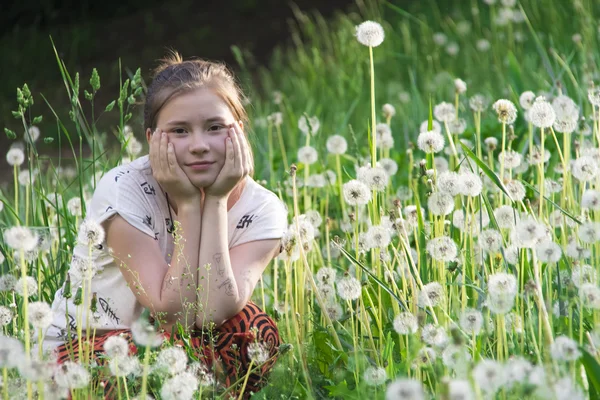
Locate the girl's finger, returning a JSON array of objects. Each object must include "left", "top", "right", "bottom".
[
  {"left": 166, "top": 142, "right": 177, "bottom": 171},
  {"left": 229, "top": 126, "right": 242, "bottom": 171},
  {"left": 158, "top": 131, "right": 168, "bottom": 174},
  {"left": 149, "top": 128, "right": 159, "bottom": 172},
  {"left": 233, "top": 122, "right": 247, "bottom": 173}
]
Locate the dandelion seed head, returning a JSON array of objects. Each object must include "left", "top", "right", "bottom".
[
  {"left": 433, "top": 32, "right": 448, "bottom": 46},
  {"left": 499, "top": 150, "right": 522, "bottom": 170},
  {"left": 6, "top": 148, "right": 25, "bottom": 166},
  {"left": 434, "top": 102, "right": 457, "bottom": 123},
  {"left": 54, "top": 361, "right": 90, "bottom": 390},
  {"left": 565, "top": 239, "right": 591, "bottom": 260},
  {"left": 298, "top": 115, "right": 320, "bottom": 136},
  {"left": 326, "top": 135, "right": 348, "bottom": 155},
  {"left": 494, "top": 205, "right": 518, "bottom": 229},
  {"left": 414, "top": 347, "right": 437, "bottom": 366},
  {"left": 437, "top": 171, "right": 463, "bottom": 197},
  {"left": 529, "top": 97, "right": 556, "bottom": 128},
  {"left": 550, "top": 336, "right": 581, "bottom": 362},
  {"left": 385, "top": 378, "right": 425, "bottom": 400},
  {"left": 578, "top": 222, "right": 600, "bottom": 244},
  {"left": 383, "top": 103, "right": 396, "bottom": 118},
  {"left": 363, "top": 166, "right": 389, "bottom": 191},
  {"left": 448, "top": 118, "right": 467, "bottom": 135},
  {"left": 442, "top": 344, "right": 471, "bottom": 372},
  {"left": 513, "top": 217, "right": 546, "bottom": 248},
  {"left": 324, "top": 301, "right": 343, "bottom": 321},
  {"left": 579, "top": 283, "right": 600, "bottom": 309},
  {"left": 427, "top": 192, "right": 454, "bottom": 216},
  {"left": 469, "top": 93, "right": 489, "bottom": 112},
  {"left": 355, "top": 21, "right": 385, "bottom": 47},
  {"left": 446, "top": 42, "right": 460, "bottom": 56},
  {"left": 103, "top": 335, "right": 130, "bottom": 359},
  {"left": 419, "top": 119, "right": 441, "bottom": 133},
  {"left": 572, "top": 156, "right": 598, "bottom": 181},
  {"left": 448, "top": 379, "right": 474, "bottom": 400},
  {"left": 476, "top": 38, "right": 491, "bottom": 52},
  {"left": 27, "top": 301, "right": 53, "bottom": 329},
  {"left": 454, "top": 78, "right": 467, "bottom": 94},
  {"left": 421, "top": 324, "right": 449, "bottom": 348},
  {"left": 417, "top": 130, "right": 445, "bottom": 153},
  {"left": 0, "top": 306, "right": 13, "bottom": 326},
  {"left": 487, "top": 273, "right": 517, "bottom": 299},
  {"left": 15, "top": 276, "right": 37, "bottom": 297},
  {"left": 297, "top": 146, "right": 318, "bottom": 165},
  {"left": 478, "top": 229, "right": 503, "bottom": 254},
  {"left": 535, "top": 240, "right": 562, "bottom": 263},
  {"left": 519, "top": 91, "right": 536, "bottom": 110},
  {"left": 247, "top": 342, "right": 270, "bottom": 365},
  {"left": 160, "top": 371, "right": 198, "bottom": 400},
  {"left": 3, "top": 226, "right": 38, "bottom": 252},
  {"left": 131, "top": 317, "right": 163, "bottom": 348},
  {"left": 417, "top": 282, "right": 444, "bottom": 308},
  {"left": 588, "top": 87, "right": 600, "bottom": 106},
  {"left": 504, "top": 357, "right": 533, "bottom": 388},
  {"left": 77, "top": 219, "right": 105, "bottom": 248},
  {"left": 459, "top": 308, "right": 483, "bottom": 335},
  {"left": 572, "top": 264, "right": 597, "bottom": 288},
  {"left": 426, "top": 236, "right": 458, "bottom": 262},
  {"left": 336, "top": 275, "right": 362, "bottom": 301},
  {"left": 472, "top": 359, "right": 506, "bottom": 394},
  {"left": 364, "top": 366, "right": 387, "bottom": 386},
  {"left": 0, "top": 274, "right": 17, "bottom": 292},
  {"left": 343, "top": 180, "right": 371, "bottom": 206},
  {"left": 459, "top": 171, "right": 483, "bottom": 197},
  {"left": 492, "top": 99, "right": 517, "bottom": 124},
  {"left": 393, "top": 312, "right": 418, "bottom": 335},
  {"left": 378, "top": 158, "right": 398, "bottom": 177}
]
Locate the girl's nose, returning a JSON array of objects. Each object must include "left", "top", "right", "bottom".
[{"left": 189, "top": 132, "right": 210, "bottom": 153}]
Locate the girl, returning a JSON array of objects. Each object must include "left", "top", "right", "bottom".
[{"left": 43, "top": 52, "right": 288, "bottom": 396}]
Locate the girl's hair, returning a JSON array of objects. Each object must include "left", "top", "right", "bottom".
[{"left": 143, "top": 50, "right": 249, "bottom": 132}]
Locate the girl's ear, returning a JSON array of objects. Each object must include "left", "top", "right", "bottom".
[{"left": 145, "top": 128, "right": 153, "bottom": 144}]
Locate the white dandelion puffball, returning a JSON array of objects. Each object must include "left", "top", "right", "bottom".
[
  {"left": 588, "top": 87, "right": 600, "bottom": 106},
  {"left": 6, "top": 148, "right": 25, "bottom": 166},
  {"left": 28, "top": 301, "right": 54, "bottom": 329},
  {"left": 297, "top": 146, "right": 318, "bottom": 165},
  {"left": 363, "top": 166, "right": 389, "bottom": 191},
  {"left": 378, "top": 158, "right": 398, "bottom": 177},
  {"left": 77, "top": 219, "right": 105, "bottom": 247},
  {"left": 427, "top": 192, "right": 454, "bottom": 216},
  {"left": 572, "top": 156, "right": 598, "bottom": 182},
  {"left": 492, "top": 99, "right": 517, "bottom": 124},
  {"left": 550, "top": 335, "right": 581, "bottom": 362},
  {"left": 0, "top": 306, "right": 13, "bottom": 326},
  {"left": 156, "top": 346, "right": 189, "bottom": 375},
  {"left": 458, "top": 171, "right": 483, "bottom": 197},
  {"left": 426, "top": 236, "right": 458, "bottom": 262},
  {"left": 417, "top": 130, "right": 445, "bottom": 153},
  {"left": 382, "top": 103, "right": 396, "bottom": 119},
  {"left": 108, "top": 355, "right": 141, "bottom": 378},
  {"left": 15, "top": 276, "right": 38, "bottom": 297},
  {"left": 247, "top": 342, "right": 270, "bottom": 365},
  {"left": 3, "top": 226, "right": 39, "bottom": 252},
  {"left": 53, "top": 361, "right": 90, "bottom": 390},
  {"left": 67, "top": 197, "right": 83, "bottom": 216},
  {"left": 26, "top": 126, "right": 40, "bottom": 143},
  {"left": 529, "top": 97, "right": 556, "bottom": 128},
  {"left": 326, "top": 135, "right": 348, "bottom": 155},
  {"left": 298, "top": 115, "right": 320, "bottom": 136},
  {"left": 487, "top": 272, "right": 517, "bottom": 299},
  {"left": 535, "top": 240, "right": 562, "bottom": 263},
  {"left": 420, "top": 119, "right": 442, "bottom": 133},
  {"left": 160, "top": 371, "right": 199, "bottom": 400},
  {"left": 433, "top": 32, "right": 447, "bottom": 46},
  {"left": 130, "top": 317, "right": 163, "bottom": 348},
  {"left": 343, "top": 179, "right": 371, "bottom": 206},
  {"left": 393, "top": 312, "right": 418, "bottom": 335},
  {"left": 385, "top": 378, "right": 425, "bottom": 400},
  {"left": 103, "top": 335, "right": 130, "bottom": 359},
  {"left": 418, "top": 282, "right": 444, "bottom": 308},
  {"left": 519, "top": 91, "right": 536, "bottom": 110},
  {"left": 476, "top": 38, "right": 491, "bottom": 51},
  {"left": 459, "top": 308, "right": 483, "bottom": 335},
  {"left": 434, "top": 102, "right": 456, "bottom": 123},
  {"left": 472, "top": 359, "right": 506, "bottom": 395},
  {"left": 355, "top": 21, "right": 385, "bottom": 47},
  {"left": 469, "top": 94, "right": 489, "bottom": 112},
  {"left": 337, "top": 275, "right": 362, "bottom": 301},
  {"left": 454, "top": 78, "right": 467, "bottom": 94},
  {"left": 364, "top": 366, "right": 387, "bottom": 386}
]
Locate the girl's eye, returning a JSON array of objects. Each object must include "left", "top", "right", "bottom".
[
  {"left": 172, "top": 128, "right": 187, "bottom": 134},
  {"left": 209, "top": 125, "right": 224, "bottom": 131}
]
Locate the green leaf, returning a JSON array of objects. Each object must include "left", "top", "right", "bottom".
[
  {"left": 579, "top": 347, "right": 600, "bottom": 399},
  {"left": 521, "top": 180, "right": 582, "bottom": 225},
  {"left": 459, "top": 141, "right": 513, "bottom": 200},
  {"left": 32, "top": 115, "right": 43, "bottom": 124},
  {"left": 44, "top": 137, "right": 54, "bottom": 143},
  {"left": 11, "top": 111, "right": 22, "bottom": 119},
  {"left": 4, "top": 128, "right": 16, "bottom": 139},
  {"left": 105, "top": 100, "right": 116, "bottom": 112}
]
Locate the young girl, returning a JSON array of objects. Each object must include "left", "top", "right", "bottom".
[{"left": 43, "top": 52, "right": 288, "bottom": 396}]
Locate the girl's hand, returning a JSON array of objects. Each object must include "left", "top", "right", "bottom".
[
  {"left": 149, "top": 128, "right": 202, "bottom": 206},
  {"left": 204, "top": 121, "right": 253, "bottom": 199}
]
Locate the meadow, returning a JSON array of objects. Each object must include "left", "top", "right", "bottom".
[{"left": 2, "top": 0, "right": 600, "bottom": 398}]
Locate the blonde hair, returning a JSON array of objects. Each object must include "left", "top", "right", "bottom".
[{"left": 143, "top": 50, "right": 249, "bottom": 132}]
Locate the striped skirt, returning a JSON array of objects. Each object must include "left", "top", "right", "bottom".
[{"left": 54, "top": 301, "right": 281, "bottom": 398}]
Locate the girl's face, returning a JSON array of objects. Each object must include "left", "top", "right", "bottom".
[{"left": 149, "top": 87, "right": 238, "bottom": 189}]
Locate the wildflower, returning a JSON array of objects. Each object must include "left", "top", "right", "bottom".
[
  {"left": 446, "top": 42, "right": 460, "bottom": 56},
  {"left": 478, "top": 229, "right": 503, "bottom": 254},
  {"left": 363, "top": 166, "right": 389, "bottom": 191},
  {"left": 587, "top": 87, "right": 600, "bottom": 106},
  {"left": 77, "top": 219, "right": 105, "bottom": 248},
  {"left": 303, "top": 210, "right": 322, "bottom": 228},
  {"left": 487, "top": 273, "right": 517, "bottom": 299},
  {"left": 499, "top": 150, "right": 522, "bottom": 169},
  {"left": 0, "top": 274, "right": 17, "bottom": 292},
  {"left": 545, "top": 179, "right": 562, "bottom": 194},
  {"left": 376, "top": 124, "right": 394, "bottom": 149},
  {"left": 472, "top": 359, "right": 506, "bottom": 395},
  {"left": 513, "top": 217, "right": 546, "bottom": 248},
  {"left": 337, "top": 275, "right": 362, "bottom": 301},
  {"left": 103, "top": 335, "right": 130, "bottom": 359},
  {"left": 433, "top": 32, "right": 447, "bottom": 46},
  {"left": 565, "top": 239, "right": 591, "bottom": 260},
  {"left": 28, "top": 301, "right": 53, "bottom": 329},
  {"left": 3, "top": 226, "right": 38, "bottom": 252},
  {"left": 297, "top": 146, "right": 318, "bottom": 165},
  {"left": 393, "top": 312, "right": 418, "bottom": 335},
  {"left": 421, "top": 324, "right": 449, "bottom": 348},
  {"left": 484, "top": 136, "right": 498, "bottom": 151},
  {"left": 529, "top": 97, "right": 556, "bottom": 128},
  {"left": 442, "top": 344, "right": 471, "bottom": 372},
  {"left": 550, "top": 336, "right": 581, "bottom": 362},
  {"left": 298, "top": 115, "right": 320, "bottom": 135},
  {"left": 448, "top": 118, "right": 467, "bottom": 134},
  {"left": 126, "top": 137, "right": 143, "bottom": 157},
  {"left": 578, "top": 222, "right": 600, "bottom": 243},
  {"left": 109, "top": 355, "right": 141, "bottom": 377},
  {"left": 553, "top": 377, "right": 586, "bottom": 400},
  {"left": 355, "top": 21, "right": 385, "bottom": 47},
  {"left": 247, "top": 342, "right": 270, "bottom": 365},
  {"left": 579, "top": 284, "right": 600, "bottom": 309},
  {"left": 25, "top": 125, "right": 40, "bottom": 143},
  {"left": 494, "top": 205, "right": 518, "bottom": 229},
  {"left": 69, "top": 256, "right": 98, "bottom": 282},
  {"left": 476, "top": 38, "right": 491, "bottom": 52},
  {"left": 54, "top": 361, "right": 90, "bottom": 389},
  {"left": 505, "top": 180, "right": 527, "bottom": 201},
  {"left": 155, "top": 346, "right": 189, "bottom": 376},
  {"left": 459, "top": 171, "right": 483, "bottom": 197},
  {"left": 67, "top": 197, "right": 83, "bottom": 216},
  {"left": 188, "top": 362, "right": 215, "bottom": 387},
  {"left": 572, "top": 156, "right": 598, "bottom": 181},
  {"left": 434, "top": 102, "right": 456, "bottom": 123},
  {"left": 436, "top": 171, "right": 462, "bottom": 196},
  {"left": 415, "top": 347, "right": 436, "bottom": 366},
  {"left": 535, "top": 240, "right": 562, "bottom": 263},
  {"left": 383, "top": 104, "right": 396, "bottom": 118},
  {"left": 378, "top": 158, "right": 398, "bottom": 177},
  {"left": 364, "top": 366, "right": 387, "bottom": 386},
  {"left": 306, "top": 174, "right": 326, "bottom": 188},
  {"left": 492, "top": 99, "right": 517, "bottom": 124},
  {"left": 427, "top": 192, "right": 454, "bottom": 216},
  {"left": 518, "top": 91, "right": 535, "bottom": 110},
  {"left": 571, "top": 264, "right": 597, "bottom": 288},
  {"left": 454, "top": 78, "right": 467, "bottom": 94},
  {"left": 0, "top": 306, "right": 12, "bottom": 326},
  {"left": 160, "top": 371, "right": 199, "bottom": 400},
  {"left": 448, "top": 380, "right": 474, "bottom": 400},
  {"left": 385, "top": 378, "right": 425, "bottom": 400},
  {"left": 459, "top": 308, "right": 483, "bottom": 335},
  {"left": 6, "top": 148, "right": 25, "bottom": 166},
  {"left": 417, "top": 282, "right": 444, "bottom": 308},
  {"left": 417, "top": 130, "right": 444, "bottom": 153},
  {"left": 552, "top": 95, "right": 579, "bottom": 120},
  {"left": 316, "top": 267, "right": 337, "bottom": 286},
  {"left": 324, "top": 301, "right": 343, "bottom": 321},
  {"left": 366, "top": 225, "right": 392, "bottom": 248},
  {"left": 326, "top": 135, "right": 348, "bottom": 155},
  {"left": 343, "top": 180, "right": 371, "bottom": 206},
  {"left": 131, "top": 316, "right": 163, "bottom": 348},
  {"left": 15, "top": 276, "right": 37, "bottom": 297}
]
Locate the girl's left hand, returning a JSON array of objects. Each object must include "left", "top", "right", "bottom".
[{"left": 204, "top": 121, "right": 253, "bottom": 198}]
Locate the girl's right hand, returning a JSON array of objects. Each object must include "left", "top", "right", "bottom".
[{"left": 149, "top": 128, "right": 202, "bottom": 206}]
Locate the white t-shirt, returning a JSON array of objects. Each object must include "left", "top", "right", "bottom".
[{"left": 42, "top": 155, "right": 288, "bottom": 352}]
